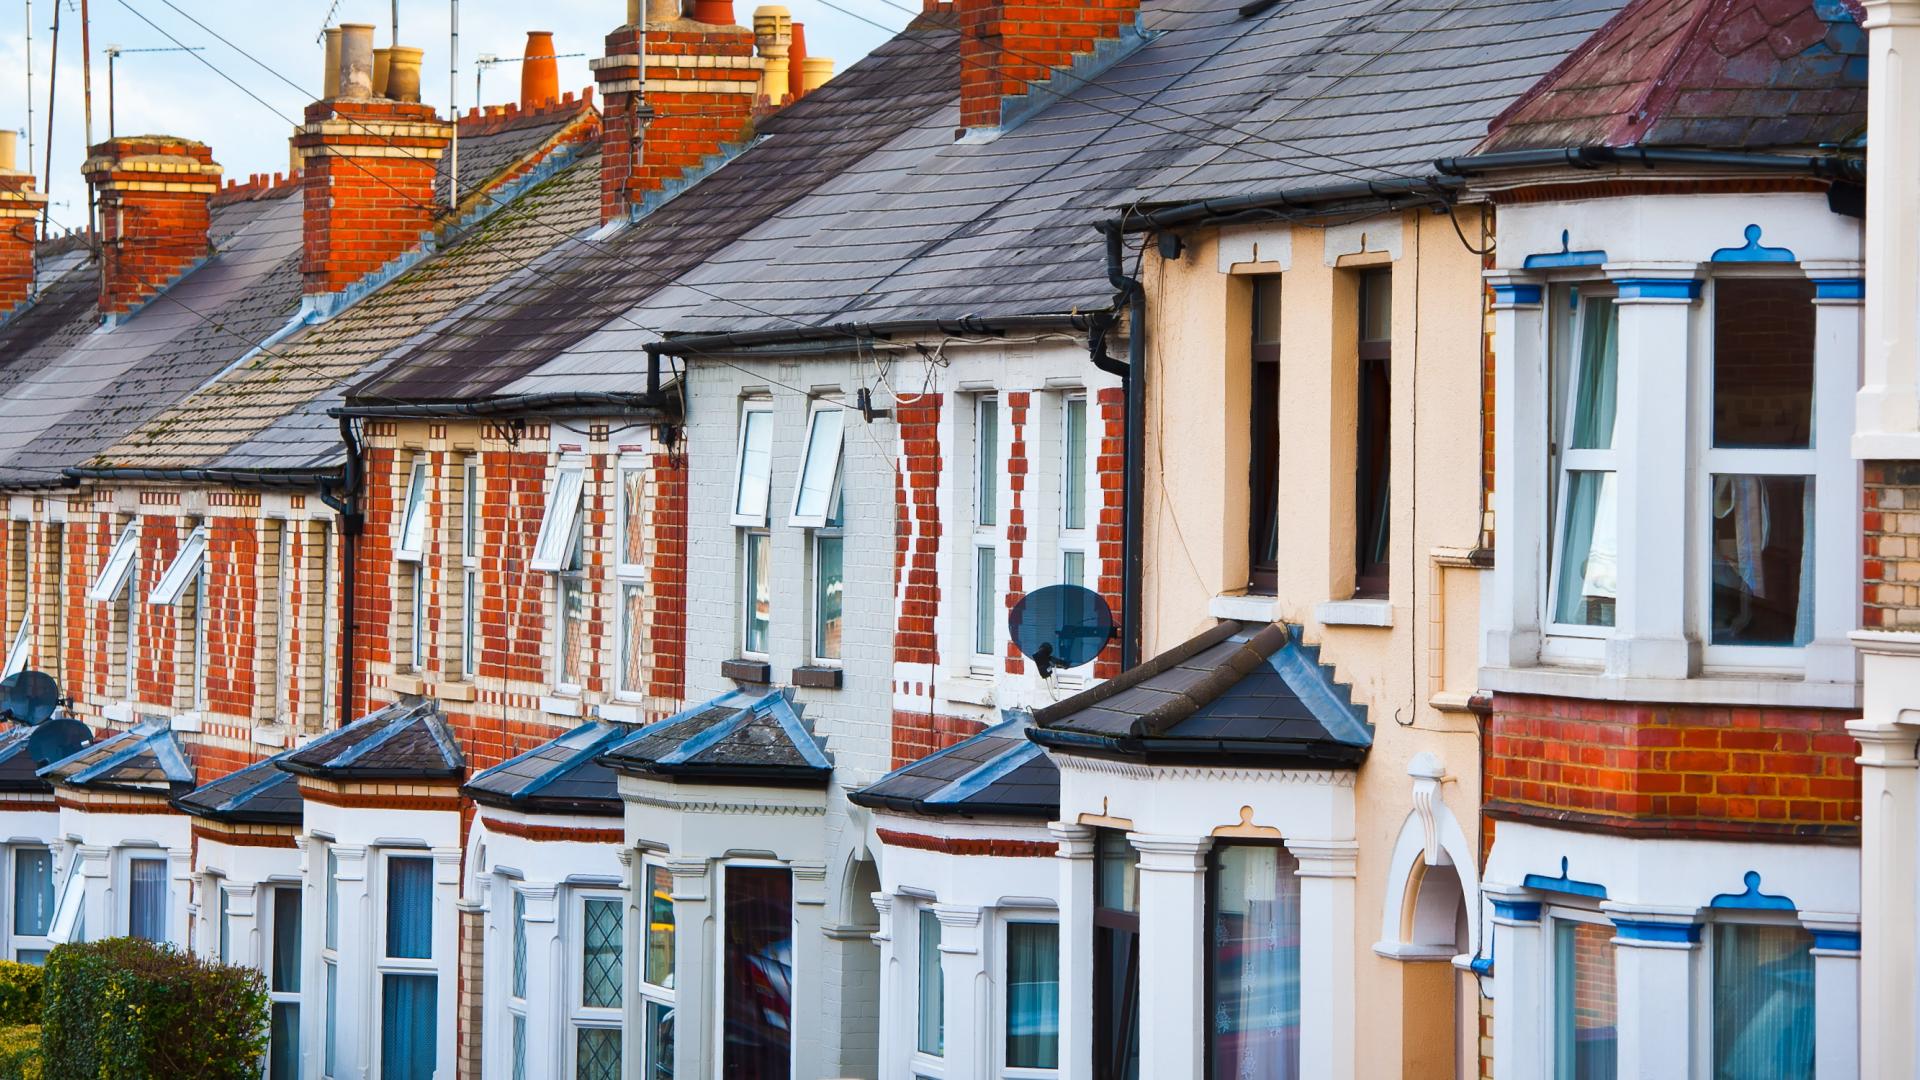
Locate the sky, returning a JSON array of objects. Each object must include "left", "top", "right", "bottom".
[{"left": 0, "top": 0, "right": 903, "bottom": 235}]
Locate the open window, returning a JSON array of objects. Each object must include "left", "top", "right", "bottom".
[
  {"left": 1, "top": 622, "right": 26, "bottom": 678},
  {"left": 732, "top": 406, "right": 775, "bottom": 527},
  {"left": 396, "top": 458, "right": 431, "bottom": 563},
  {"left": 149, "top": 524, "right": 208, "bottom": 606},
  {"left": 529, "top": 467, "right": 586, "bottom": 573},
  {"left": 790, "top": 403, "right": 846, "bottom": 529},
  {"left": 87, "top": 523, "right": 140, "bottom": 602}
]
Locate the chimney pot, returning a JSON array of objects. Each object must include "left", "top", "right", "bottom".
[
  {"left": 801, "top": 56, "right": 834, "bottom": 93},
  {"left": 646, "top": 0, "right": 680, "bottom": 22},
  {"left": 754, "top": 7, "right": 793, "bottom": 103},
  {"left": 373, "top": 47, "right": 394, "bottom": 98},
  {"left": 690, "top": 0, "right": 736, "bottom": 25},
  {"left": 521, "top": 32, "right": 561, "bottom": 108},
  {"left": 322, "top": 27, "right": 344, "bottom": 99},
  {"left": 338, "top": 24, "right": 376, "bottom": 99},
  {"left": 84, "top": 136, "right": 222, "bottom": 318},
  {"left": 788, "top": 22, "right": 808, "bottom": 102},
  {"left": 387, "top": 45, "right": 426, "bottom": 102},
  {"left": 0, "top": 130, "right": 15, "bottom": 173}
]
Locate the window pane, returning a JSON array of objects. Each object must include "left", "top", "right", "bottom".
[
  {"left": 386, "top": 857, "right": 433, "bottom": 960},
  {"left": 325, "top": 961, "right": 340, "bottom": 1077},
  {"left": 1254, "top": 277, "right": 1282, "bottom": 344},
  {"left": 1553, "top": 471, "right": 1618, "bottom": 627},
  {"left": 1356, "top": 351, "right": 1391, "bottom": 594},
  {"left": 646, "top": 865, "right": 675, "bottom": 990},
  {"left": 744, "top": 533, "right": 772, "bottom": 654},
  {"left": 1061, "top": 550, "right": 1085, "bottom": 589},
  {"left": 1714, "top": 278, "right": 1816, "bottom": 449},
  {"left": 380, "top": 972, "right": 437, "bottom": 1080},
  {"left": 735, "top": 411, "right": 774, "bottom": 521},
  {"left": 270, "top": 1002, "right": 300, "bottom": 1080},
  {"left": 1361, "top": 269, "right": 1392, "bottom": 342},
  {"left": 1712, "top": 923, "right": 1814, "bottom": 1079},
  {"left": 129, "top": 858, "right": 167, "bottom": 942},
  {"left": 400, "top": 460, "right": 430, "bottom": 557},
  {"left": 559, "top": 571, "right": 590, "bottom": 686},
  {"left": 582, "top": 898, "right": 624, "bottom": 1009},
  {"left": 410, "top": 563, "right": 426, "bottom": 670},
  {"left": 273, "top": 886, "right": 302, "bottom": 993},
  {"left": 13, "top": 950, "right": 45, "bottom": 966},
  {"left": 974, "top": 546, "right": 997, "bottom": 657},
  {"left": 977, "top": 399, "right": 999, "bottom": 526},
  {"left": 578, "top": 1028, "right": 621, "bottom": 1080},
  {"left": 512, "top": 890, "right": 529, "bottom": 999},
  {"left": 621, "top": 583, "right": 647, "bottom": 693},
  {"left": 1064, "top": 398, "right": 1088, "bottom": 531},
  {"left": 917, "top": 909, "right": 944, "bottom": 1056},
  {"left": 463, "top": 570, "right": 478, "bottom": 678},
  {"left": 647, "top": 1000, "right": 676, "bottom": 1080},
  {"left": 512, "top": 1014, "right": 527, "bottom": 1080},
  {"left": 1710, "top": 475, "right": 1812, "bottom": 646},
  {"left": 462, "top": 463, "right": 479, "bottom": 560},
  {"left": 326, "top": 850, "right": 340, "bottom": 951},
  {"left": 723, "top": 867, "right": 792, "bottom": 1080},
  {"left": 218, "top": 887, "right": 231, "bottom": 963},
  {"left": 1570, "top": 297, "right": 1620, "bottom": 450},
  {"left": 622, "top": 469, "right": 647, "bottom": 567},
  {"left": 815, "top": 535, "right": 843, "bottom": 661},
  {"left": 1554, "top": 920, "right": 1617, "bottom": 1080},
  {"left": 1007, "top": 922, "right": 1059, "bottom": 1068},
  {"left": 1095, "top": 831, "right": 1138, "bottom": 914},
  {"left": 1209, "top": 845, "right": 1301, "bottom": 1080},
  {"left": 794, "top": 408, "right": 846, "bottom": 522},
  {"left": 1250, "top": 355, "right": 1281, "bottom": 587},
  {"left": 13, "top": 849, "right": 52, "bottom": 936}
]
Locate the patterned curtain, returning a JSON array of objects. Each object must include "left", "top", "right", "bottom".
[
  {"left": 128, "top": 858, "right": 167, "bottom": 942},
  {"left": 1209, "top": 845, "right": 1301, "bottom": 1080}
]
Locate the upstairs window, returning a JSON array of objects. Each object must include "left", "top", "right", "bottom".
[
  {"left": 150, "top": 523, "right": 207, "bottom": 606},
  {"left": 1548, "top": 289, "right": 1621, "bottom": 632},
  {"left": 734, "top": 405, "right": 774, "bottom": 657},
  {"left": 530, "top": 467, "right": 586, "bottom": 572},
  {"left": 1251, "top": 276, "right": 1283, "bottom": 592},
  {"left": 459, "top": 458, "right": 480, "bottom": 681},
  {"left": 89, "top": 522, "right": 140, "bottom": 603},
  {"left": 973, "top": 396, "right": 1002, "bottom": 669},
  {"left": 731, "top": 407, "right": 774, "bottom": 527},
  {"left": 1354, "top": 269, "right": 1392, "bottom": 598},
  {"left": 531, "top": 465, "right": 588, "bottom": 690},
  {"left": 396, "top": 458, "right": 431, "bottom": 563},
  {"left": 792, "top": 402, "right": 847, "bottom": 665},
  {"left": 616, "top": 464, "right": 648, "bottom": 698},
  {"left": 151, "top": 522, "right": 209, "bottom": 708}
]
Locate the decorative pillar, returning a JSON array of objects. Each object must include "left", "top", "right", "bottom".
[
  {"left": 935, "top": 904, "right": 988, "bottom": 1080},
  {"left": 1604, "top": 907, "right": 1699, "bottom": 1080},
  {"left": 1801, "top": 914, "right": 1862, "bottom": 1080},
  {"left": 331, "top": 845, "right": 373, "bottom": 1079},
  {"left": 1606, "top": 272, "right": 1701, "bottom": 679},
  {"left": 221, "top": 882, "right": 262, "bottom": 967},
  {"left": 1050, "top": 823, "right": 1096, "bottom": 1080},
  {"left": 1854, "top": 0, "right": 1920, "bottom": 455},
  {"left": 1806, "top": 268, "right": 1866, "bottom": 683},
  {"left": 871, "top": 894, "right": 901, "bottom": 1079},
  {"left": 1130, "top": 834, "right": 1210, "bottom": 1078},
  {"left": 1848, "top": 711, "right": 1920, "bottom": 1080},
  {"left": 1290, "top": 838, "right": 1359, "bottom": 1080},
  {"left": 1484, "top": 885, "right": 1545, "bottom": 1080},
  {"left": 519, "top": 884, "right": 562, "bottom": 1075},
  {"left": 667, "top": 857, "right": 714, "bottom": 1080},
  {"left": 792, "top": 861, "right": 830, "bottom": 1080},
  {"left": 1485, "top": 274, "right": 1547, "bottom": 668}
]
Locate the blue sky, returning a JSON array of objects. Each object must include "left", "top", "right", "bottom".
[{"left": 1, "top": 0, "right": 902, "bottom": 234}]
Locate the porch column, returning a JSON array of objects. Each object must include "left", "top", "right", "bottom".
[
  {"left": 1485, "top": 274, "right": 1547, "bottom": 668},
  {"left": 667, "top": 857, "right": 713, "bottom": 1080},
  {"left": 331, "top": 844, "right": 373, "bottom": 1078},
  {"left": 221, "top": 882, "right": 261, "bottom": 967},
  {"left": 1484, "top": 886, "right": 1545, "bottom": 1080},
  {"left": 168, "top": 847, "right": 192, "bottom": 949},
  {"left": 792, "top": 861, "right": 831, "bottom": 1080},
  {"left": 519, "top": 884, "right": 562, "bottom": 1076},
  {"left": 1604, "top": 907, "right": 1699, "bottom": 1080},
  {"left": 935, "top": 904, "right": 988, "bottom": 1080},
  {"left": 871, "top": 895, "right": 902, "bottom": 1079},
  {"left": 1290, "top": 838, "right": 1358, "bottom": 1080},
  {"left": 1131, "top": 834, "right": 1210, "bottom": 1079},
  {"left": 1801, "top": 913, "right": 1861, "bottom": 1080},
  {"left": 1855, "top": 0, "right": 1920, "bottom": 455},
  {"left": 1606, "top": 272, "right": 1700, "bottom": 679},
  {"left": 1050, "top": 823, "right": 1096, "bottom": 1080},
  {"left": 1849, "top": 707, "right": 1920, "bottom": 1080},
  {"left": 1804, "top": 269, "right": 1865, "bottom": 684}
]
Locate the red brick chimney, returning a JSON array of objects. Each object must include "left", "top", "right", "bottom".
[
  {"left": 955, "top": 0, "right": 1143, "bottom": 137},
  {"left": 0, "top": 131, "right": 47, "bottom": 320},
  {"left": 294, "top": 23, "right": 453, "bottom": 296},
  {"left": 83, "top": 135, "right": 223, "bottom": 318},
  {"left": 593, "top": 0, "right": 764, "bottom": 223}
]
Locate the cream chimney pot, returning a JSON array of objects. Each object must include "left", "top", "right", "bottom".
[
  {"left": 373, "top": 47, "right": 394, "bottom": 97},
  {"left": 338, "top": 24, "right": 376, "bottom": 99},
  {"left": 0, "top": 131, "right": 15, "bottom": 173},
  {"left": 801, "top": 55, "right": 834, "bottom": 93},
  {"left": 754, "top": 6, "right": 793, "bottom": 102},
  {"left": 646, "top": 0, "right": 682, "bottom": 21},
  {"left": 387, "top": 46, "right": 425, "bottom": 103},
  {"left": 322, "top": 27, "right": 343, "bottom": 98}
]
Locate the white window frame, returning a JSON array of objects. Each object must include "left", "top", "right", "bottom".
[
  {"left": 712, "top": 861, "right": 798, "bottom": 1080},
  {"left": 122, "top": 848, "right": 172, "bottom": 943},
  {"left": 47, "top": 855, "right": 84, "bottom": 946},
  {"left": 910, "top": 901, "right": 946, "bottom": 1077},
  {"left": 374, "top": 850, "right": 439, "bottom": 1079},
  {"left": 269, "top": 518, "right": 292, "bottom": 715},
  {"left": 88, "top": 521, "right": 140, "bottom": 602},
  {"left": 461, "top": 458, "right": 479, "bottom": 680},
  {"left": 812, "top": 516, "right": 845, "bottom": 667},
  {"left": 408, "top": 561, "right": 427, "bottom": 674},
  {"left": 502, "top": 882, "right": 529, "bottom": 1080},
  {"left": 638, "top": 858, "right": 677, "bottom": 1080},
  {"left": 149, "top": 524, "right": 207, "bottom": 606},
  {"left": 566, "top": 888, "right": 626, "bottom": 1079},
  {"left": 318, "top": 522, "right": 337, "bottom": 725},
  {"left": 1540, "top": 284, "right": 1619, "bottom": 663},
  {"left": 614, "top": 460, "right": 648, "bottom": 700},
  {"left": 972, "top": 395, "right": 1003, "bottom": 674},
  {"left": 1, "top": 620, "right": 26, "bottom": 678},
  {"left": 531, "top": 465, "right": 586, "bottom": 573},
  {"left": 5, "top": 844, "right": 56, "bottom": 963},
  {"left": 788, "top": 401, "right": 846, "bottom": 530},
  {"left": 1688, "top": 910, "right": 1818, "bottom": 1078},
  {"left": 262, "top": 880, "right": 303, "bottom": 1077},
  {"left": 1542, "top": 904, "right": 1616, "bottom": 1079},
  {"left": 741, "top": 528, "right": 772, "bottom": 658},
  {"left": 997, "top": 913, "right": 1062, "bottom": 1080},
  {"left": 730, "top": 404, "right": 775, "bottom": 528},
  {"left": 396, "top": 457, "right": 431, "bottom": 563}
]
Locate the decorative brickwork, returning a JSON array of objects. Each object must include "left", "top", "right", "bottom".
[
  {"left": 294, "top": 98, "right": 451, "bottom": 295},
  {"left": 875, "top": 827, "right": 1058, "bottom": 858},
  {"left": 955, "top": 0, "right": 1143, "bottom": 133},
  {"left": 891, "top": 709, "right": 983, "bottom": 770},
  {"left": 0, "top": 163, "right": 46, "bottom": 318},
  {"left": 1094, "top": 386, "right": 1125, "bottom": 679},
  {"left": 83, "top": 136, "right": 222, "bottom": 317},
  {"left": 894, "top": 395, "right": 943, "bottom": 669},
  {"left": 1863, "top": 460, "right": 1920, "bottom": 629},
  {"left": 1485, "top": 692, "right": 1859, "bottom": 841},
  {"left": 1003, "top": 391, "right": 1030, "bottom": 674}
]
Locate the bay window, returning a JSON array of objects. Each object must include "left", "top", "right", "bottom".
[
  {"left": 380, "top": 854, "right": 436, "bottom": 1079},
  {"left": 1005, "top": 920, "right": 1059, "bottom": 1071},
  {"left": 616, "top": 463, "right": 647, "bottom": 697},
  {"left": 1547, "top": 288, "right": 1620, "bottom": 638},
  {"left": 1208, "top": 843, "right": 1301, "bottom": 1080},
  {"left": 571, "top": 893, "right": 623, "bottom": 1080},
  {"left": 641, "top": 862, "right": 676, "bottom": 1079},
  {"left": 1710, "top": 922, "right": 1814, "bottom": 1076},
  {"left": 722, "top": 866, "right": 792, "bottom": 1080},
  {"left": 792, "top": 402, "right": 847, "bottom": 665},
  {"left": 1093, "top": 831, "right": 1138, "bottom": 1080},
  {"left": 1551, "top": 915, "right": 1616, "bottom": 1080},
  {"left": 269, "top": 885, "right": 302, "bottom": 1080},
  {"left": 917, "top": 909, "right": 944, "bottom": 1059},
  {"left": 11, "top": 847, "right": 52, "bottom": 963}
]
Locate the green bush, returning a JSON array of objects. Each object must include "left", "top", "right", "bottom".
[
  {"left": 40, "top": 939, "right": 268, "bottom": 1080},
  {"left": 0, "top": 964, "right": 42, "bottom": 1028},
  {"left": 0, "top": 1025, "right": 41, "bottom": 1080}
]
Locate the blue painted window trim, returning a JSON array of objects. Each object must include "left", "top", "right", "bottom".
[
  {"left": 1523, "top": 231, "right": 1608, "bottom": 269},
  {"left": 1710, "top": 224, "right": 1797, "bottom": 264},
  {"left": 1490, "top": 899, "right": 1541, "bottom": 922},
  {"left": 1812, "top": 278, "right": 1864, "bottom": 301},
  {"left": 1492, "top": 283, "right": 1543, "bottom": 305},
  {"left": 1811, "top": 929, "right": 1860, "bottom": 952},
  {"left": 1610, "top": 918, "right": 1701, "bottom": 944},
  {"left": 1708, "top": 871, "right": 1796, "bottom": 911},
  {"left": 1613, "top": 278, "right": 1702, "bottom": 301},
  {"left": 1522, "top": 857, "right": 1608, "bottom": 899}
]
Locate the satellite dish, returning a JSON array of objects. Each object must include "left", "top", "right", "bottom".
[
  {"left": 0, "top": 671, "right": 61, "bottom": 727},
  {"left": 1009, "top": 584, "right": 1115, "bottom": 677},
  {"left": 27, "top": 718, "right": 91, "bottom": 768}
]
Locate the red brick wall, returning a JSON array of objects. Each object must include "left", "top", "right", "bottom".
[
  {"left": 1094, "top": 385, "right": 1124, "bottom": 680},
  {"left": 0, "top": 168, "right": 37, "bottom": 317},
  {"left": 892, "top": 710, "right": 984, "bottom": 769},
  {"left": 85, "top": 136, "right": 218, "bottom": 316},
  {"left": 296, "top": 99, "right": 450, "bottom": 295},
  {"left": 596, "top": 21, "right": 760, "bottom": 222},
  {"left": 894, "top": 395, "right": 943, "bottom": 670},
  {"left": 648, "top": 451, "right": 689, "bottom": 706},
  {"left": 1486, "top": 692, "right": 1859, "bottom": 840},
  {"left": 955, "top": 0, "right": 1142, "bottom": 132}
]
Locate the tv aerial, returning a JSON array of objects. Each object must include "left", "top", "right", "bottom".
[{"left": 1008, "top": 585, "right": 1116, "bottom": 678}]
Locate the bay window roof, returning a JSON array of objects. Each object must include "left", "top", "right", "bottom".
[
  {"left": 851, "top": 712, "right": 1058, "bottom": 819},
  {"left": 278, "top": 699, "right": 464, "bottom": 782},
  {"left": 0, "top": 725, "right": 53, "bottom": 794},
  {"left": 1029, "top": 621, "right": 1371, "bottom": 766},
  {"left": 174, "top": 751, "right": 304, "bottom": 826},
  {"left": 599, "top": 687, "right": 832, "bottom": 786},
  {"left": 38, "top": 716, "right": 195, "bottom": 794},
  {"left": 464, "top": 719, "right": 635, "bottom": 817}
]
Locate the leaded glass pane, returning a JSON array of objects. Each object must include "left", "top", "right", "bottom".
[
  {"left": 582, "top": 898, "right": 624, "bottom": 1009},
  {"left": 578, "top": 1028, "right": 621, "bottom": 1080},
  {"left": 512, "top": 890, "right": 528, "bottom": 999},
  {"left": 646, "top": 865, "right": 675, "bottom": 989},
  {"left": 512, "top": 1014, "right": 527, "bottom": 1080}
]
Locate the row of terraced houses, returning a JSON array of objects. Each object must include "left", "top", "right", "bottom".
[{"left": 1, "top": 0, "right": 1918, "bottom": 1076}]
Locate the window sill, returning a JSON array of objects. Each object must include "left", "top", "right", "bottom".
[
  {"left": 540, "top": 695, "right": 583, "bottom": 719},
  {"left": 1315, "top": 598, "right": 1393, "bottom": 628},
  {"left": 1479, "top": 663, "right": 1860, "bottom": 710},
  {"left": 170, "top": 711, "right": 204, "bottom": 733},
  {"left": 102, "top": 701, "right": 133, "bottom": 724},
  {"left": 938, "top": 676, "right": 996, "bottom": 707},
  {"left": 251, "top": 724, "right": 289, "bottom": 748},
  {"left": 596, "top": 701, "right": 648, "bottom": 724},
  {"left": 434, "top": 681, "right": 478, "bottom": 703},
  {"left": 792, "top": 665, "right": 843, "bottom": 690},
  {"left": 388, "top": 673, "right": 427, "bottom": 697},
  {"left": 1209, "top": 592, "right": 1280, "bottom": 623},
  {"left": 722, "top": 658, "right": 772, "bottom": 685}
]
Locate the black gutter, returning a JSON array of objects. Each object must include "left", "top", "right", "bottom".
[
  {"left": 648, "top": 313, "right": 1096, "bottom": 363},
  {"left": 1119, "top": 175, "right": 1461, "bottom": 233},
  {"left": 63, "top": 466, "right": 341, "bottom": 488},
  {"left": 1025, "top": 725, "right": 1370, "bottom": 768},
  {"left": 329, "top": 391, "right": 675, "bottom": 420},
  {"left": 1433, "top": 145, "right": 1863, "bottom": 183},
  {"left": 318, "top": 417, "right": 365, "bottom": 731},
  {"left": 1097, "top": 220, "right": 1145, "bottom": 670},
  {"left": 0, "top": 475, "right": 80, "bottom": 492},
  {"left": 846, "top": 788, "right": 1058, "bottom": 820}
]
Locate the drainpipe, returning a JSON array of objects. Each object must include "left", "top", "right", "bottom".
[
  {"left": 1097, "top": 219, "right": 1145, "bottom": 669},
  {"left": 320, "top": 415, "right": 366, "bottom": 729}
]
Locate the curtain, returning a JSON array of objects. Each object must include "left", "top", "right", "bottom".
[
  {"left": 273, "top": 887, "right": 302, "bottom": 993},
  {"left": 1554, "top": 921, "right": 1617, "bottom": 1080},
  {"left": 1209, "top": 845, "right": 1302, "bottom": 1080},
  {"left": 1555, "top": 472, "right": 1618, "bottom": 626},
  {"left": 1007, "top": 922, "right": 1060, "bottom": 1068},
  {"left": 128, "top": 858, "right": 167, "bottom": 943},
  {"left": 1713, "top": 924, "right": 1815, "bottom": 1079},
  {"left": 918, "top": 909, "right": 944, "bottom": 1056},
  {"left": 1795, "top": 482, "right": 1816, "bottom": 646},
  {"left": 269, "top": 1002, "right": 299, "bottom": 1080},
  {"left": 723, "top": 868, "right": 792, "bottom": 1080},
  {"left": 380, "top": 972, "right": 437, "bottom": 1080},
  {"left": 386, "top": 857, "right": 433, "bottom": 960},
  {"left": 12, "top": 849, "right": 51, "bottom": 937},
  {"left": 1571, "top": 298, "right": 1620, "bottom": 450}
]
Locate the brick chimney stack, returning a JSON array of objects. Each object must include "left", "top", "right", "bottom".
[
  {"left": 0, "top": 131, "right": 47, "bottom": 320},
  {"left": 955, "top": 0, "right": 1143, "bottom": 138},
  {"left": 294, "top": 22, "right": 452, "bottom": 297},
  {"left": 593, "top": 0, "right": 764, "bottom": 224},
  {"left": 83, "top": 135, "right": 223, "bottom": 319}
]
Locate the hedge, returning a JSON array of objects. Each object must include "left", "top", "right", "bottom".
[
  {"left": 40, "top": 939, "right": 268, "bottom": 1080},
  {"left": 0, "top": 964, "right": 42, "bottom": 1028},
  {"left": 0, "top": 1026, "right": 39, "bottom": 1080}
]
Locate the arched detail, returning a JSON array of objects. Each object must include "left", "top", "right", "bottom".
[
  {"left": 1375, "top": 787, "right": 1478, "bottom": 960},
  {"left": 461, "top": 812, "right": 491, "bottom": 905}
]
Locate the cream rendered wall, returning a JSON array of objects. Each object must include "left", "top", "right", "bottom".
[{"left": 1140, "top": 207, "right": 1491, "bottom": 1079}]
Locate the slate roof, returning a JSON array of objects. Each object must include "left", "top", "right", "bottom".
[
  {"left": 39, "top": 717, "right": 196, "bottom": 794},
  {"left": 1028, "top": 621, "right": 1371, "bottom": 766},
  {"left": 0, "top": 726, "right": 55, "bottom": 795},
  {"left": 599, "top": 688, "right": 832, "bottom": 785},
  {"left": 851, "top": 713, "right": 1058, "bottom": 820},
  {"left": 277, "top": 699, "right": 464, "bottom": 782},
  {"left": 174, "top": 751, "right": 303, "bottom": 826},
  {"left": 464, "top": 719, "right": 634, "bottom": 817},
  {"left": 1480, "top": 0, "right": 1868, "bottom": 152}
]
